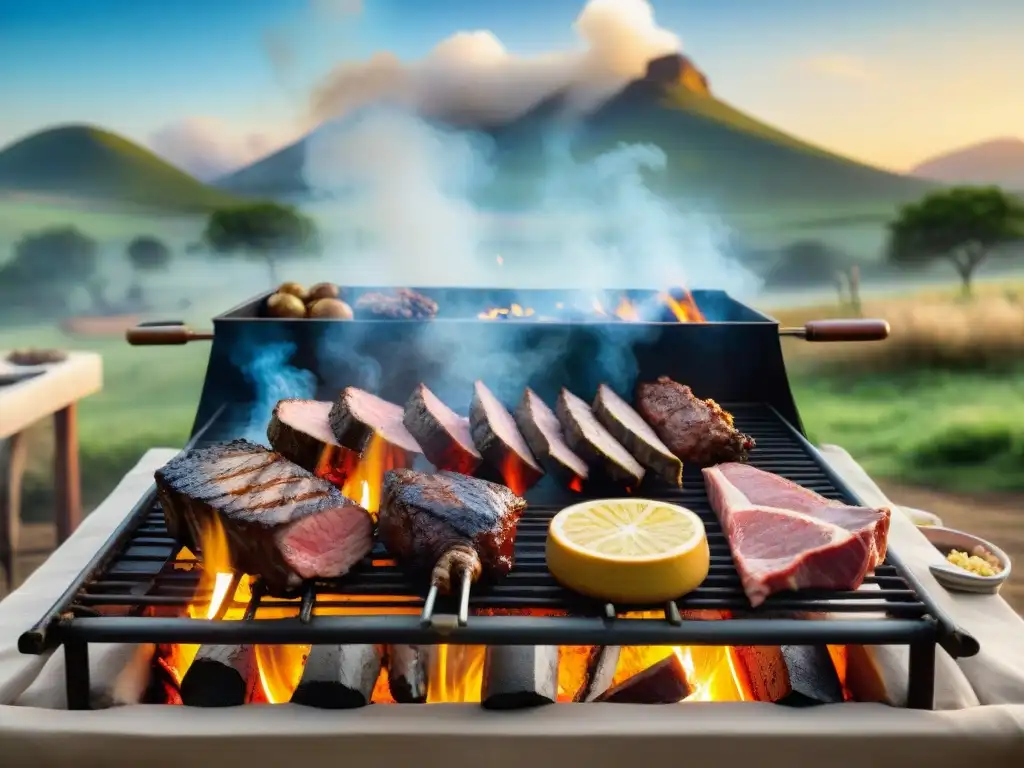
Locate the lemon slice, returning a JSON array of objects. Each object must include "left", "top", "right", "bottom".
[{"left": 546, "top": 498, "right": 710, "bottom": 604}]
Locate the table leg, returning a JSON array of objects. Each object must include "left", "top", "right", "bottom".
[
  {"left": 54, "top": 403, "right": 81, "bottom": 544},
  {"left": 0, "top": 431, "right": 29, "bottom": 590}
]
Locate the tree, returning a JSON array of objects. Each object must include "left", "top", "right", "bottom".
[
  {"left": 126, "top": 235, "right": 171, "bottom": 272},
  {"left": 0, "top": 226, "right": 98, "bottom": 315},
  {"left": 124, "top": 235, "right": 171, "bottom": 307},
  {"left": 764, "top": 239, "right": 853, "bottom": 288},
  {"left": 887, "top": 186, "right": 1024, "bottom": 297},
  {"left": 202, "top": 202, "right": 320, "bottom": 285}
]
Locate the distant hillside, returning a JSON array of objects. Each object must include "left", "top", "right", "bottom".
[
  {"left": 910, "top": 138, "right": 1024, "bottom": 191},
  {"left": 215, "top": 54, "right": 932, "bottom": 214},
  {"left": 0, "top": 125, "right": 243, "bottom": 212}
]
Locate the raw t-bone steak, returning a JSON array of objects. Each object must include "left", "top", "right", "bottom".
[{"left": 702, "top": 462, "right": 891, "bottom": 607}]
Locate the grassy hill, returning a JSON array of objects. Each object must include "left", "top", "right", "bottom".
[
  {"left": 215, "top": 60, "right": 933, "bottom": 221},
  {"left": 0, "top": 125, "right": 244, "bottom": 212}
]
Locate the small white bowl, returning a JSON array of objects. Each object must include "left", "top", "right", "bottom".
[{"left": 920, "top": 526, "right": 1012, "bottom": 595}]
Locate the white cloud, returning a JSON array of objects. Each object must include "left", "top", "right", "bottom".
[
  {"left": 796, "top": 54, "right": 876, "bottom": 84},
  {"left": 148, "top": 117, "right": 298, "bottom": 180},
  {"left": 309, "top": 0, "right": 682, "bottom": 125}
]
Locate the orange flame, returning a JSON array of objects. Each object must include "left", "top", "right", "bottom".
[
  {"left": 659, "top": 289, "right": 706, "bottom": 323},
  {"left": 478, "top": 303, "right": 535, "bottom": 320},
  {"left": 339, "top": 433, "right": 411, "bottom": 517}
]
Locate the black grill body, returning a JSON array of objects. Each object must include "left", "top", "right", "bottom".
[{"left": 18, "top": 288, "right": 977, "bottom": 712}]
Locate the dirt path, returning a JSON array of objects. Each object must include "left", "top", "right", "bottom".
[{"left": 880, "top": 482, "right": 1024, "bottom": 615}]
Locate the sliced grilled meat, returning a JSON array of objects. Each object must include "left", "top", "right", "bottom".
[
  {"left": 470, "top": 381, "right": 544, "bottom": 494},
  {"left": 154, "top": 439, "right": 373, "bottom": 595},
  {"left": 403, "top": 383, "right": 482, "bottom": 475},
  {"left": 514, "top": 388, "right": 588, "bottom": 486},
  {"left": 329, "top": 387, "right": 423, "bottom": 456},
  {"left": 378, "top": 469, "right": 527, "bottom": 594},
  {"left": 556, "top": 389, "right": 645, "bottom": 487},
  {"left": 267, "top": 399, "right": 348, "bottom": 483},
  {"left": 636, "top": 377, "right": 755, "bottom": 465},
  {"left": 593, "top": 384, "right": 682, "bottom": 487}
]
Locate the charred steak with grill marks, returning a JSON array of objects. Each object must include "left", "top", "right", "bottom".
[
  {"left": 155, "top": 439, "right": 373, "bottom": 595},
  {"left": 635, "top": 377, "right": 755, "bottom": 466},
  {"left": 378, "top": 469, "right": 527, "bottom": 594}
]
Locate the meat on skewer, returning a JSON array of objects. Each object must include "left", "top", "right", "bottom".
[{"left": 377, "top": 469, "right": 527, "bottom": 596}]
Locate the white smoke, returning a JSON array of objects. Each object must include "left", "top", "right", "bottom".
[{"left": 309, "top": 0, "right": 681, "bottom": 125}]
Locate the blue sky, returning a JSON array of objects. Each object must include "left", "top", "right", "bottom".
[{"left": 1, "top": 0, "right": 1022, "bottom": 173}]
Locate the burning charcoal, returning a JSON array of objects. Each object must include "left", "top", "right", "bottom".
[
  {"left": 180, "top": 644, "right": 259, "bottom": 707},
  {"left": 291, "top": 644, "right": 384, "bottom": 709},
  {"left": 403, "top": 384, "right": 482, "bottom": 475},
  {"left": 571, "top": 646, "right": 621, "bottom": 702},
  {"left": 328, "top": 387, "right": 423, "bottom": 457},
  {"left": 15, "top": 643, "right": 156, "bottom": 709},
  {"left": 378, "top": 469, "right": 526, "bottom": 595},
  {"left": 595, "top": 653, "right": 692, "bottom": 704},
  {"left": 635, "top": 377, "right": 755, "bottom": 466},
  {"left": 481, "top": 645, "right": 559, "bottom": 710},
  {"left": 593, "top": 383, "right": 682, "bottom": 487},
  {"left": 556, "top": 388, "right": 645, "bottom": 487},
  {"left": 266, "top": 399, "right": 346, "bottom": 479},
  {"left": 469, "top": 380, "right": 544, "bottom": 495},
  {"left": 731, "top": 645, "right": 844, "bottom": 706},
  {"left": 154, "top": 440, "right": 374, "bottom": 595},
  {"left": 514, "top": 388, "right": 588, "bottom": 486},
  {"left": 387, "top": 644, "right": 430, "bottom": 703}
]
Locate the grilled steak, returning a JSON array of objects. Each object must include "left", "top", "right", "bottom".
[
  {"left": 329, "top": 387, "right": 423, "bottom": 457},
  {"left": 514, "top": 388, "right": 588, "bottom": 486},
  {"left": 267, "top": 399, "right": 348, "bottom": 483},
  {"left": 556, "top": 388, "right": 645, "bottom": 487},
  {"left": 354, "top": 288, "right": 438, "bottom": 320},
  {"left": 703, "top": 462, "right": 891, "bottom": 607},
  {"left": 403, "top": 383, "right": 482, "bottom": 475},
  {"left": 636, "top": 377, "right": 754, "bottom": 465},
  {"left": 378, "top": 469, "right": 527, "bottom": 594},
  {"left": 155, "top": 439, "right": 374, "bottom": 595},
  {"left": 469, "top": 381, "right": 544, "bottom": 495},
  {"left": 593, "top": 383, "right": 682, "bottom": 487}
]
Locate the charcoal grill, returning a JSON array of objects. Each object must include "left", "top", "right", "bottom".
[{"left": 20, "top": 287, "right": 978, "bottom": 711}]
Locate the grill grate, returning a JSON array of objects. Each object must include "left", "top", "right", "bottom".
[{"left": 19, "top": 403, "right": 979, "bottom": 711}]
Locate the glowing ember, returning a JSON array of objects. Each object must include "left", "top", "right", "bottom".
[{"left": 477, "top": 303, "right": 535, "bottom": 320}]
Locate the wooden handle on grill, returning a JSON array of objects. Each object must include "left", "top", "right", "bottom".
[
  {"left": 125, "top": 324, "right": 214, "bottom": 345},
  {"left": 781, "top": 319, "right": 890, "bottom": 342}
]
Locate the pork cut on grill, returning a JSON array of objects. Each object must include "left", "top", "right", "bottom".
[
  {"left": 403, "top": 383, "right": 482, "bottom": 475},
  {"left": 266, "top": 399, "right": 345, "bottom": 479},
  {"left": 154, "top": 439, "right": 374, "bottom": 595},
  {"left": 329, "top": 387, "right": 423, "bottom": 456},
  {"left": 469, "top": 380, "right": 544, "bottom": 495},
  {"left": 513, "top": 388, "right": 588, "bottom": 486},
  {"left": 377, "top": 469, "right": 527, "bottom": 594},
  {"left": 556, "top": 388, "right": 645, "bottom": 487},
  {"left": 592, "top": 383, "right": 682, "bottom": 487},
  {"left": 703, "top": 462, "right": 891, "bottom": 607},
  {"left": 636, "top": 376, "right": 755, "bottom": 466}
]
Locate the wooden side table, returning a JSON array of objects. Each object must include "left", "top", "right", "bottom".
[{"left": 0, "top": 352, "right": 103, "bottom": 589}]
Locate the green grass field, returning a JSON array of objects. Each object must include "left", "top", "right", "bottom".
[{"left": 4, "top": 281, "right": 1023, "bottom": 522}]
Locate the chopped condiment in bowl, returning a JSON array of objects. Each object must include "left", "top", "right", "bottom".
[{"left": 946, "top": 546, "right": 1004, "bottom": 578}]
